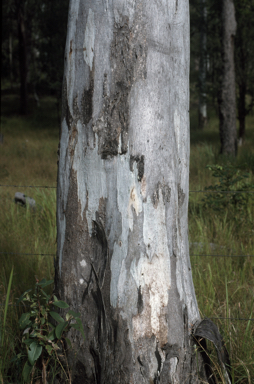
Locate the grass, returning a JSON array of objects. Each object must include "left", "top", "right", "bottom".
[
  {"left": 0, "top": 93, "right": 253, "bottom": 383},
  {"left": 189, "top": 103, "right": 254, "bottom": 383}
]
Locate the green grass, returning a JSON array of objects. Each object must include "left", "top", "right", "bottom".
[
  {"left": 189, "top": 103, "right": 254, "bottom": 383},
  {"left": 0, "top": 93, "right": 253, "bottom": 383}
]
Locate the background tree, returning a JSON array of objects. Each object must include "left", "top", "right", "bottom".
[
  {"left": 190, "top": 0, "right": 254, "bottom": 151},
  {"left": 218, "top": 0, "right": 237, "bottom": 156},
  {"left": 198, "top": 0, "right": 208, "bottom": 129},
  {"left": 1, "top": 0, "right": 69, "bottom": 116},
  {"left": 56, "top": 0, "right": 207, "bottom": 382},
  {"left": 235, "top": 0, "right": 254, "bottom": 144}
]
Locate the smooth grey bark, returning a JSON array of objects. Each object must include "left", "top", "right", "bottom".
[
  {"left": 198, "top": 0, "right": 207, "bottom": 130},
  {"left": 56, "top": 1, "right": 206, "bottom": 383},
  {"left": 218, "top": 0, "right": 237, "bottom": 155}
]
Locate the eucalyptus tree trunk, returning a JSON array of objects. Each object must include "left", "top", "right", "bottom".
[
  {"left": 56, "top": 1, "right": 205, "bottom": 382},
  {"left": 218, "top": 0, "right": 237, "bottom": 156},
  {"left": 198, "top": 0, "right": 207, "bottom": 130}
]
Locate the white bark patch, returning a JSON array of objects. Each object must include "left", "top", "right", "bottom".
[
  {"left": 128, "top": 186, "right": 141, "bottom": 229},
  {"left": 79, "top": 278, "right": 84, "bottom": 284},
  {"left": 65, "top": 0, "right": 79, "bottom": 114},
  {"left": 83, "top": 9, "right": 95, "bottom": 70},
  {"left": 110, "top": 155, "right": 143, "bottom": 307},
  {"left": 80, "top": 259, "right": 87, "bottom": 268},
  {"left": 130, "top": 189, "right": 171, "bottom": 337},
  {"left": 174, "top": 109, "right": 181, "bottom": 154},
  {"left": 58, "top": 119, "right": 70, "bottom": 275},
  {"left": 169, "top": 357, "right": 179, "bottom": 383},
  {"left": 131, "top": 251, "right": 171, "bottom": 338},
  {"left": 143, "top": 190, "right": 170, "bottom": 265}
]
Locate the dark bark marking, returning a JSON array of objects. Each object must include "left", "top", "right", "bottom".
[
  {"left": 82, "top": 267, "right": 93, "bottom": 304},
  {"left": 152, "top": 182, "right": 171, "bottom": 207},
  {"left": 92, "top": 213, "right": 108, "bottom": 285},
  {"left": 178, "top": 184, "right": 185, "bottom": 208},
  {"left": 62, "top": 77, "right": 73, "bottom": 130},
  {"left": 69, "top": 40, "right": 73, "bottom": 57},
  {"left": 81, "top": 74, "right": 94, "bottom": 125},
  {"left": 73, "top": 360, "right": 89, "bottom": 384},
  {"left": 130, "top": 155, "right": 145, "bottom": 181},
  {"left": 90, "top": 346, "right": 102, "bottom": 384},
  {"left": 137, "top": 285, "right": 144, "bottom": 314},
  {"left": 94, "top": 11, "right": 147, "bottom": 159},
  {"left": 154, "top": 343, "right": 162, "bottom": 383}
]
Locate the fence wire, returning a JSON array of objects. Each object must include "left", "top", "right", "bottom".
[
  {"left": 0, "top": 301, "right": 253, "bottom": 322},
  {"left": 1, "top": 251, "right": 254, "bottom": 257},
  {"left": 1, "top": 184, "right": 254, "bottom": 193},
  {"left": 0, "top": 184, "right": 56, "bottom": 189},
  {"left": 1, "top": 183, "right": 253, "bottom": 325}
]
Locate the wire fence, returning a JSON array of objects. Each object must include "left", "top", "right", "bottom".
[
  {"left": 1, "top": 299, "right": 254, "bottom": 322},
  {"left": 1, "top": 183, "right": 253, "bottom": 322},
  {"left": 1, "top": 251, "right": 254, "bottom": 257},
  {"left": 1, "top": 183, "right": 254, "bottom": 193}
]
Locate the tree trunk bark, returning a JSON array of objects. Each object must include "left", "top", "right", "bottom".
[
  {"left": 17, "top": 0, "right": 28, "bottom": 115},
  {"left": 198, "top": 0, "right": 207, "bottom": 130},
  {"left": 56, "top": 1, "right": 206, "bottom": 383},
  {"left": 218, "top": 0, "right": 237, "bottom": 156}
]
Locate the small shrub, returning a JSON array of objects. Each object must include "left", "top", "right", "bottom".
[
  {"left": 203, "top": 164, "right": 254, "bottom": 213},
  {"left": 14, "top": 278, "right": 85, "bottom": 384}
]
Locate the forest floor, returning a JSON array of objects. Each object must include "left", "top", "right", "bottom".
[{"left": 0, "top": 93, "right": 253, "bottom": 383}]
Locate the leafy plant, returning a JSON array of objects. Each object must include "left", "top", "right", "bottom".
[
  {"left": 203, "top": 164, "right": 254, "bottom": 212},
  {"left": 15, "top": 278, "right": 85, "bottom": 384}
]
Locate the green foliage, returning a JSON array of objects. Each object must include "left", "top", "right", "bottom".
[
  {"left": 14, "top": 278, "right": 85, "bottom": 383},
  {"left": 203, "top": 164, "right": 254, "bottom": 212}
]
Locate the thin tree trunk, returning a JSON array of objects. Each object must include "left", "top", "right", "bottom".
[
  {"left": 218, "top": 0, "right": 237, "bottom": 155},
  {"left": 56, "top": 1, "right": 207, "bottom": 382},
  {"left": 17, "top": 0, "right": 28, "bottom": 115},
  {"left": 9, "top": 33, "right": 13, "bottom": 90},
  {"left": 238, "top": 83, "right": 246, "bottom": 144},
  {"left": 198, "top": 0, "right": 207, "bottom": 130}
]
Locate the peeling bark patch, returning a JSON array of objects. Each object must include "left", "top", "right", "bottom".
[
  {"left": 130, "top": 155, "right": 145, "bottom": 181},
  {"left": 62, "top": 77, "right": 73, "bottom": 130},
  {"left": 68, "top": 125, "right": 78, "bottom": 160},
  {"left": 94, "top": 11, "right": 147, "bottom": 159}
]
